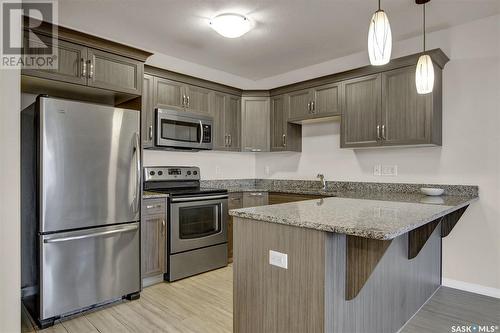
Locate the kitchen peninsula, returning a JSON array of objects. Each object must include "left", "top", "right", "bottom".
[{"left": 229, "top": 185, "right": 477, "bottom": 333}]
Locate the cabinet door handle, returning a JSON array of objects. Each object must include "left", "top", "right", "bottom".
[
  {"left": 148, "top": 126, "right": 153, "bottom": 140},
  {"left": 251, "top": 149, "right": 262, "bottom": 152},
  {"left": 81, "top": 58, "right": 86, "bottom": 78},
  {"left": 186, "top": 95, "right": 190, "bottom": 107},
  {"left": 307, "top": 102, "right": 311, "bottom": 113},
  {"left": 182, "top": 95, "right": 186, "bottom": 106},
  {"left": 311, "top": 101, "right": 315, "bottom": 113},
  {"left": 376, "top": 125, "right": 381, "bottom": 140},
  {"left": 162, "top": 219, "right": 166, "bottom": 235},
  {"left": 230, "top": 197, "right": 241, "bottom": 201},
  {"left": 88, "top": 60, "right": 94, "bottom": 78},
  {"left": 282, "top": 134, "right": 286, "bottom": 147},
  {"left": 146, "top": 204, "right": 162, "bottom": 209},
  {"left": 249, "top": 192, "right": 263, "bottom": 196},
  {"left": 381, "top": 125, "right": 386, "bottom": 140},
  {"left": 228, "top": 134, "right": 232, "bottom": 146}
]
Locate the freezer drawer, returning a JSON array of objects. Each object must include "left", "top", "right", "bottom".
[{"left": 40, "top": 223, "right": 140, "bottom": 320}]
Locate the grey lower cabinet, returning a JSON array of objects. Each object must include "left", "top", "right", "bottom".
[
  {"left": 242, "top": 191, "right": 269, "bottom": 208},
  {"left": 211, "top": 92, "right": 241, "bottom": 151},
  {"left": 141, "top": 198, "right": 167, "bottom": 279},
  {"left": 341, "top": 66, "right": 442, "bottom": 148},
  {"left": 288, "top": 82, "right": 341, "bottom": 122},
  {"left": 241, "top": 96, "right": 270, "bottom": 152},
  {"left": 270, "top": 95, "right": 301, "bottom": 152},
  {"left": 142, "top": 74, "right": 154, "bottom": 148},
  {"left": 227, "top": 193, "right": 243, "bottom": 262}
]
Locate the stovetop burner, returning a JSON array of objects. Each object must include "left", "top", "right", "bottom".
[{"left": 148, "top": 187, "right": 227, "bottom": 197}]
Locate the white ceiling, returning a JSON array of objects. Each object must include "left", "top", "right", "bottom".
[{"left": 58, "top": 0, "right": 500, "bottom": 80}]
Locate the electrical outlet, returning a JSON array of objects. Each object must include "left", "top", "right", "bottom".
[
  {"left": 269, "top": 250, "right": 288, "bottom": 269},
  {"left": 374, "top": 164, "right": 382, "bottom": 176},
  {"left": 215, "top": 166, "right": 222, "bottom": 177},
  {"left": 381, "top": 165, "right": 398, "bottom": 176}
]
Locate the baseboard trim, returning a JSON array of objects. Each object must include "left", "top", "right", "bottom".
[{"left": 442, "top": 278, "right": 500, "bottom": 299}]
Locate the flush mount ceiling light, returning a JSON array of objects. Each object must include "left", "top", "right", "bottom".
[
  {"left": 209, "top": 13, "right": 252, "bottom": 38},
  {"left": 415, "top": 0, "right": 434, "bottom": 94},
  {"left": 367, "top": 0, "right": 392, "bottom": 66}
]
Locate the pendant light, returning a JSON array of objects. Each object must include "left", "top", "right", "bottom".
[
  {"left": 368, "top": 0, "right": 392, "bottom": 66},
  {"left": 415, "top": 0, "right": 434, "bottom": 94}
]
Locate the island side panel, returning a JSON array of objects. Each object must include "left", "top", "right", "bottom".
[
  {"left": 326, "top": 226, "right": 442, "bottom": 333},
  {"left": 233, "top": 217, "right": 327, "bottom": 333}
]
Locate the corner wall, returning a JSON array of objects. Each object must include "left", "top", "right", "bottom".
[{"left": 255, "top": 15, "right": 500, "bottom": 294}]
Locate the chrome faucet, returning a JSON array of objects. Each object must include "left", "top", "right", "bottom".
[{"left": 317, "top": 173, "right": 326, "bottom": 190}]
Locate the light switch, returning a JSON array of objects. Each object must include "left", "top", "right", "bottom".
[
  {"left": 374, "top": 164, "right": 382, "bottom": 176},
  {"left": 269, "top": 250, "right": 288, "bottom": 269},
  {"left": 381, "top": 165, "right": 398, "bottom": 176}
]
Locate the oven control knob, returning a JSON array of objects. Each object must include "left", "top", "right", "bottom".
[
  {"left": 193, "top": 170, "right": 198, "bottom": 175},
  {"left": 149, "top": 171, "right": 155, "bottom": 176},
  {"left": 187, "top": 171, "right": 191, "bottom": 175},
  {"left": 158, "top": 171, "right": 163, "bottom": 176}
]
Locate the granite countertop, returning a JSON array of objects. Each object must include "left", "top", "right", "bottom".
[
  {"left": 143, "top": 191, "right": 169, "bottom": 199},
  {"left": 229, "top": 193, "right": 477, "bottom": 240}
]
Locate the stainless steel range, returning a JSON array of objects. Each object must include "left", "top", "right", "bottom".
[{"left": 143, "top": 166, "right": 228, "bottom": 281}]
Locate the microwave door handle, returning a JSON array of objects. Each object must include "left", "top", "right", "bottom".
[{"left": 199, "top": 120, "right": 203, "bottom": 144}]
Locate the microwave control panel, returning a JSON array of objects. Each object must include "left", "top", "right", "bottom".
[{"left": 202, "top": 124, "right": 211, "bottom": 143}]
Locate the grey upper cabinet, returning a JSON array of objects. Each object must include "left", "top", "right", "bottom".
[
  {"left": 142, "top": 74, "right": 154, "bottom": 148},
  {"left": 381, "top": 66, "right": 440, "bottom": 146},
  {"left": 341, "top": 74, "right": 382, "bottom": 148},
  {"left": 288, "top": 89, "right": 313, "bottom": 121},
  {"left": 154, "top": 77, "right": 185, "bottom": 111},
  {"left": 210, "top": 92, "right": 241, "bottom": 151},
  {"left": 270, "top": 95, "right": 301, "bottom": 152},
  {"left": 312, "top": 83, "right": 341, "bottom": 116},
  {"left": 288, "top": 83, "right": 340, "bottom": 122},
  {"left": 340, "top": 66, "right": 442, "bottom": 148},
  {"left": 241, "top": 97, "right": 270, "bottom": 152},
  {"left": 226, "top": 95, "right": 241, "bottom": 151},
  {"left": 185, "top": 85, "right": 210, "bottom": 114},
  {"left": 22, "top": 33, "right": 88, "bottom": 86},
  {"left": 141, "top": 198, "right": 167, "bottom": 279},
  {"left": 87, "top": 48, "right": 143, "bottom": 95}
]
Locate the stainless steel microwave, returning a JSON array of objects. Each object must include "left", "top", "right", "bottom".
[{"left": 155, "top": 108, "right": 213, "bottom": 150}]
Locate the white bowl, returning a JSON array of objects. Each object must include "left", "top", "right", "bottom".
[{"left": 420, "top": 188, "right": 444, "bottom": 196}]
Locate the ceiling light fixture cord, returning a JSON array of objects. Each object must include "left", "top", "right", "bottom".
[
  {"left": 378, "top": 0, "right": 381, "bottom": 11},
  {"left": 423, "top": 3, "right": 426, "bottom": 51}
]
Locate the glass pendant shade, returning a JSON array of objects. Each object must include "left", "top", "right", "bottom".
[
  {"left": 415, "top": 54, "right": 434, "bottom": 94},
  {"left": 368, "top": 10, "right": 392, "bottom": 66}
]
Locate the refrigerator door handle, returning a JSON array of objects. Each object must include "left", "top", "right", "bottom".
[
  {"left": 134, "top": 132, "right": 141, "bottom": 214},
  {"left": 43, "top": 224, "right": 139, "bottom": 243}
]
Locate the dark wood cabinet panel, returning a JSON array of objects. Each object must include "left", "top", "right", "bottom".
[
  {"left": 313, "top": 83, "right": 341, "bottom": 116},
  {"left": 22, "top": 34, "right": 88, "bottom": 86},
  {"left": 268, "top": 192, "right": 329, "bottom": 205},
  {"left": 270, "top": 95, "right": 301, "bottom": 152},
  {"left": 153, "top": 76, "right": 185, "bottom": 110},
  {"left": 87, "top": 48, "right": 143, "bottom": 95},
  {"left": 341, "top": 74, "right": 382, "bottom": 148},
  {"left": 225, "top": 95, "right": 241, "bottom": 151},
  {"left": 288, "top": 88, "right": 313, "bottom": 121},
  {"left": 186, "top": 85, "right": 210, "bottom": 114},
  {"left": 381, "top": 66, "right": 433, "bottom": 146},
  {"left": 142, "top": 74, "right": 154, "bottom": 148},
  {"left": 242, "top": 192, "right": 269, "bottom": 208},
  {"left": 141, "top": 199, "right": 166, "bottom": 278}
]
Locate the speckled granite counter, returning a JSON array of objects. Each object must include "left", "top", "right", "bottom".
[
  {"left": 229, "top": 194, "right": 476, "bottom": 240},
  {"left": 142, "top": 191, "right": 169, "bottom": 199}
]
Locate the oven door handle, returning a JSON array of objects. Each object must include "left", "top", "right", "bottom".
[{"left": 171, "top": 194, "right": 228, "bottom": 203}]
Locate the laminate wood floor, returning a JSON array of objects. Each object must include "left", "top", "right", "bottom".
[{"left": 23, "top": 265, "right": 499, "bottom": 333}]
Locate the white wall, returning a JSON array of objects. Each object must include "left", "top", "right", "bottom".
[
  {"left": 255, "top": 15, "right": 500, "bottom": 293},
  {"left": 0, "top": 69, "right": 21, "bottom": 331}
]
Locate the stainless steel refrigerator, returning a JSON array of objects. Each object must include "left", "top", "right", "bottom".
[{"left": 21, "top": 96, "right": 141, "bottom": 328}]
